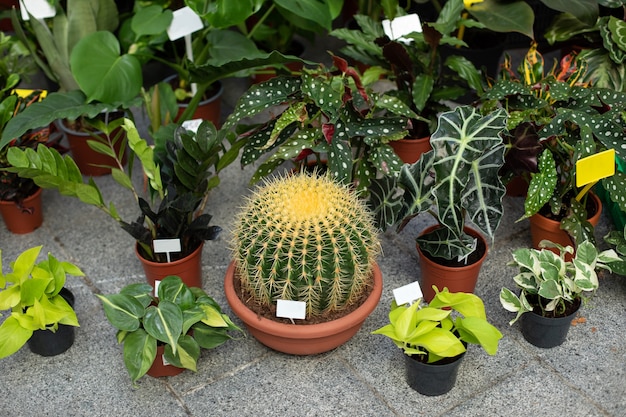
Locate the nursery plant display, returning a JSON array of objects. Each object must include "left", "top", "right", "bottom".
[
  {"left": 500, "top": 239, "right": 619, "bottom": 347},
  {"left": 97, "top": 275, "right": 242, "bottom": 383},
  {"left": 0, "top": 246, "right": 84, "bottom": 358},
  {"left": 225, "top": 172, "right": 382, "bottom": 354}
]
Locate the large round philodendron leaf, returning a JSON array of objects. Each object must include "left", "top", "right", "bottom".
[{"left": 70, "top": 31, "right": 142, "bottom": 105}]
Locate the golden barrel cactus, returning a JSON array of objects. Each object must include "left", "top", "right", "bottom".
[{"left": 231, "top": 173, "right": 380, "bottom": 319}]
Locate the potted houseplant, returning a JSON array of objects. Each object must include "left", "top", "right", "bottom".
[
  {"left": 0, "top": 245, "right": 84, "bottom": 358},
  {"left": 8, "top": 2, "right": 142, "bottom": 176},
  {"left": 368, "top": 105, "right": 508, "bottom": 301},
  {"left": 224, "top": 172, "right": 383, "bottom": 355},
  {"left": 3, "top": 119, "right": 226, "bottom": 289},
  {"left": 97, "top": 275, "right": 242, "bottom": 384},
  {"left": 372, "top": 287, "right": 503, "bottom": 396},
  {"left": 477, "top": 44, "right": 626, "bottom": 250},
  {"left": 500, "top": 239, "right": 619, "bottom": 348},
  {"left": 224, "top": 55, "right": 410, "bottom": 193},
  {"left": 603, "top": 225, "right": 626, "bottom": 276},
  {"left": 331, "top": 1, "right": 485, "bottom": 163}
]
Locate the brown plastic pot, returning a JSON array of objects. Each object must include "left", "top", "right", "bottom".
[
  {"left": 146, "top": 345, "right": 185, "bottom": 378},
  {"left": 389, "top": 136, "right": 431, "bottom": 164},
  {"left": 529, "top": 192, "right": 602, "bottom": 252},
  {"left": 0, "top": 188, "right": 43, "bottom": 234},
  {"left": 223, "top": 260, "right": 383, "bottom": 355},
  {"left": 58, "top": 119, "right": 127, "bottom": 177},
  {"left": 417, "top": 226, "right": 487, "bottom": 302},
  {"left": 136, "top": 242, "right": 204, "bottom": 291}
]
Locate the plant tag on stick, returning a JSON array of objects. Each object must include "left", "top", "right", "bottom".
[
  {"left": 457, "top": 238, "right": 477, "bottom": 264},
  {"left": 153, "top": 238, "right": 181, "bottom": 263},
  {"left": 576, "top": 149, "right": 615, "bottom": 200},
  {"left": 19, "top": 0, "right": 55, "bottom": 20},
  {"left": 382, "top": 14, "right": 422, "bottom": 43},
  {"left": 13, "top": 89, "right": 47, "bottom": 99},
  {"left": 167, "top": 7, "right": 204, "bottom": 41},
  {"left": 182, "top": 119, "right": 203, "bottom": 133},
  {"left": 393, "top": 281, "right": 423, "bottom": 306},
  {"left": 276, "top": 300, "right": 306, "bottom": 324}
]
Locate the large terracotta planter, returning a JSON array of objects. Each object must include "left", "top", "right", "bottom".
[
  {"left": 389, "top": 136, "right": 431, "bottom": 164},
  {"left": 417, "top": 226, "right": 487, "bottom": 302},
  {"left": 57, "top": 119, "right": 127, "bottom": 177},
  {"left": 223, "top": 260, "right": 383, "bottom": 355},
  {"left": 0, "top": 188, "right": 43, "bottom": 234},
  {"left": 146, "top": 345, "right": 185, "bottom": 378},
  {"left": 136, "top": 242, "right": 204, "bottom": 291},
  {"left": 529, "top": 192, "right": 602, "bottom": 251}
]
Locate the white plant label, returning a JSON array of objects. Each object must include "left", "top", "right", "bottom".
[
  {"left": 167, "top": 6, "right": 204, "bottom": 41},
  {"left": 182, "top": 119, "right": 203, "bottom": 133},
  {"left": 153, "top": 238, "right": 181, "bottom": 263},
  {"left": 153, "top": 280, "right": 161, "bottom": 294},
  {"left": 382, "top": 13, "right": 422, "bottom": 43},
  {"left": 457, "top": 237, "right": 478, "bottom": 265},
  {"left": 393, "top": 281, "right": 423, "bottom": 306},
  {"left": 161, "top": 353, "right": 170, "bottom": 366},
  {"left": 276, "top": 299, "right": 306, "bottom": 321},
  {"left": 19, "top": 0, "right": 56, "bottom": 20}
]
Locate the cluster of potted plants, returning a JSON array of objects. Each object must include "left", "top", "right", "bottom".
[{"left": 0, "top": 0, "right": 624, "bottom": 396}]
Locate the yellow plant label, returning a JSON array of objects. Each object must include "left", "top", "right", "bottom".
[
  {"left": 13, "top": 89, "right": 47, "bottom": 100},
  {"left": 576, "top": 149, "right": 616, "bottom": 187}
]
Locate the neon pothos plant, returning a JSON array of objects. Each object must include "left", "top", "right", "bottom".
[
  {"left": 368, "top": 105, "right": 507, "bottom": 261},
  {"left": 479, "top": 44, "right": 626, "bottom": 247},
  {"left": 500, "top": 240, "right": 619, "bottom": 325},
  {"left": 373, "top": 287, "right": 502, "bottom": 363},
  {"left": 4, "top": 119, "right": 224, "bottom": 262},
  {"left": 97, "top": 275, "right": 242, "bottom": 383},
  {"left": 224, "top": 55, "right": 410, "bottom": 192}
]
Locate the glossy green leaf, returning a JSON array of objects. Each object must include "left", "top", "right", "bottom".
[
  {"left": 96, "top": 294, "right": 145, "bottom": 332},
  {"left": 122, "top": 329, "right": 156, "bottom": 383},
  {"left": 143, "top": 301, "right": 183, "bottom": 352}
]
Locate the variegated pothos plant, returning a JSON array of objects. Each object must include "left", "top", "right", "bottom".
[{"left": 368, "top": 105, "right": 508, "bottom": 261}]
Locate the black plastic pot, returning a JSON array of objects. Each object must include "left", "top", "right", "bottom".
[
  {"left": 520, "top": 301, "right": 580, "bottom": 348},
  {"left": 404, "top": 352, "right": 465, "bottom": 396},
  {"left": 27, "top": 288, "right": 76, "bottom": 357}
]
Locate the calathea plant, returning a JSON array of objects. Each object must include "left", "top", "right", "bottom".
[
  {"left": 368, "top": 105, "right": 508, "bottom": 261},
  {"left": 3, "top": 119, "right": 224, "bottom": 262}
]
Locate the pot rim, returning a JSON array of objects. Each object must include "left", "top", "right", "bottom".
[{"left": 223, "top": 260, "right": 383, "bottom": 339}]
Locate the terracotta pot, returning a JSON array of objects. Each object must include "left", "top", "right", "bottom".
[
  {"left": 417, "top": 226, "right": 488, "bottom": 302},
  {"left": 135, "top": 242, "right": 204, "bottom": 291},
  {"left": 57, "top": 119, "right": 127, "bottom": 177},
  {"left": 0, "top": 188, "right": 43, "bottom": 234},
  {"left": 389, "top": 136, "right": 431, "bottom": 164},
  {"left": 529, "top": 192, "right": 602, "bottom": 253},
  {"left": 404, "top": 351, "right": 466, "bottom": 396},
  {"left": 174, "top": 80, "right": 224, "bottom": 128},
  {"left": 223, "top": 260, "right": 383, "bottom": 355},
  {"left": 146, "top": 345, "right": 185, "bottom": 378}
]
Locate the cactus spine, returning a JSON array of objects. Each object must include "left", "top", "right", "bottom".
[{"left": 232, "top": 173, "right": 380, "bottom": 318}]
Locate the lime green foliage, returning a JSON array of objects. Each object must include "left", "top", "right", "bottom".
[
  {"left": 231, "top": 173, "right": 380, "bottom": 318},
  {"left": 0, "top": 246, "right": 84, "bottom": 359},
  {"left": 97, "top": 276, "right": 242, "bottom": 383},
  {"left": 373, "top": 288, "right": 503, "bottom": 363},
  {"left": 500, "top": 240, "right": 620, "bottom": 325}
]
